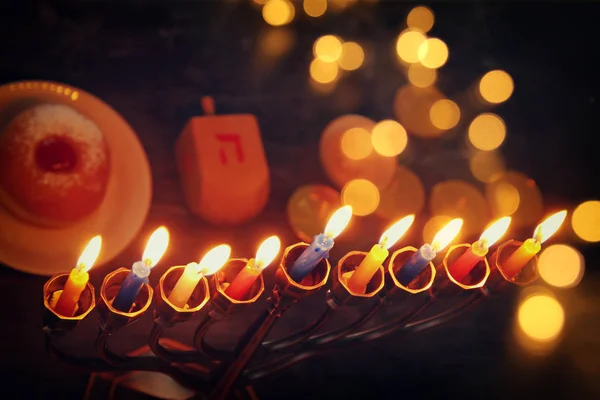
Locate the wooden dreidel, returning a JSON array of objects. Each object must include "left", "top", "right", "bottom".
[{"left": 175, "top": 97, "right": 270, "bottom": 225}]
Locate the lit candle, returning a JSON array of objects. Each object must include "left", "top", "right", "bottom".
[
  {"left": 168, "top": 244, "right": 231, "bottom": 308},
  {"left": 502, "top": 210, "right": 567, "bottom": 279},
  {"left": 54, "top": 236, "right": 102, "bottom": 317},
  {"left": 289, "top": 205, "right": 353, "bottom": 282},
  {"left": 225, "top": 236, "right": 281, "bottom": 300},
  {"left": 112, "top": 227, "right": 170, "bottom": 312},
  {"left": 347, "top": 215, "right": 415, "bottom": 294},
  {"left": 396, "top": 218, "right": 463, "bottom": 286},
  {"left": 448, "top": 217, "right": 511, "bottom": 282}
]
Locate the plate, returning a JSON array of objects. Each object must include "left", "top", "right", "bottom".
[{"left": 0, "top": 80, "right": 152, "bottom": 275}]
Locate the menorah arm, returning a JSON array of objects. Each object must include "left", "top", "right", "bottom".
[
  {"left": 96, "top": 331, "right": 170, "bottom": 371},
  {"left": 148, "top": 323, "right": 217, "bottom": 371},
  {"left": 45, "top": 333, "right": 115, "bottom": 372}
]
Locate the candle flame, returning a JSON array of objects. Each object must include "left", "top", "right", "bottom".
[
  {"left": 198, "top": 244, "right": 231, "bottom": 275},
  {"left": 479, "top": 217, "right": 511, "bottom": 248},
  {"left": 324, "top": 205, "right": 353, "bottom": 238},
  {"left": 76, "top": 235, "right": 102, "bottom": 272},
  {"left": 255, "top": 236, "right": 281, "bottom": 270},
  {"left": 533, "top": 210, "right": 567, "bottom": 243},
  {"left": 142, "top": 226, "right": 170, "bottom": 268},
  {"left": 431, "top": 218, "right": 463, "bottom": 252},
  {"left": 380, "top": 215, "right": 415, "bottom": 250}
]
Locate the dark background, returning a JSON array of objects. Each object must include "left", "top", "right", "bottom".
[{"left": 1, "top": 1, "right": 600, "bottom": 399}]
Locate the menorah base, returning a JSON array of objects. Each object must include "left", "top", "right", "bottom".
[{"left": 82, "top": 339, "right": 258, "bottom": 400}]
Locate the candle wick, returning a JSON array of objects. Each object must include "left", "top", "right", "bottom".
[
  {"left": 379, "top": 236, "right": 389, "bottom": 249},
  {"left": 76, "top": 263, "right": 87, "bottom": 272},
  {"left": 143, "top": 258, "right": 153, "bottom": 267}
]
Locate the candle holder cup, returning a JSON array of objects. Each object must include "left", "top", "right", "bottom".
[
  {"left": 488, "top": 240, "right": 539, "bottom": 290},
  {"left": 210, "top": 258, "right": 265, "bottom": 319},
  {"left": 154, "top": 266, "right": 211, "bottom": 327},
  {"left": 97, "top": 268, "right": 153, "bottom": 333},
  {"left": 42, "top": 274, "right": 96, "bottom": 333},
  {"left": 327, "top": 251, "right": 385, "bottom": 308},
  {"left": 434, "top": 244, "right": 491, "bottom": 297},
  {"left": 275, "top": 242, "right": 331, "bottom": 303},
  {"left": 386, "top": 246, "right": 436, "bottom": 296}
]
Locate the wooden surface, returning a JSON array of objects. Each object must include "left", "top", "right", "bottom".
[{"left": 1, "top": 2, "right": 599, "bottom": 399}]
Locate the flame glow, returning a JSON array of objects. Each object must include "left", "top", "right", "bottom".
[
  {"left": 76, "top": 235, "right": 102, "bottom": 272},
  {"left": 431, "top": 218, "right": 463, "bottom": 252},
  {"left": 255, "top": 236, "right": 281, "bottom": 270},
  {"left": 479, "top": 217, "right": 511, "bottom": 248},
  {"left": 380, "top": 215, "right": 415, "bottom": 250},
  {"left": 198, "top": 244, "right": 232, "bottom": 276},
  {"left": 533, "top": 210, "right": 567, "bottom": 243},
  {"left": 142, "top": 226, "right": 170, "bottom": 267},
  {"left": 324, "top": 205, "right": 353, "bottom": 238}
]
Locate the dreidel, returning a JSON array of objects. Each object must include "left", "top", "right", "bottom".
[{"left": 175, "top": 97, "right": 270, "bottom": 226}]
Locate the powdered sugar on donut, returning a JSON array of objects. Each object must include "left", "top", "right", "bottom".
[{"left": 9, "top": 103, "right": 107, "bottom": 191}]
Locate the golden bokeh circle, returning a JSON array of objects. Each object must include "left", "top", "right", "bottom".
[
  {"left": 320, "top": 115, "right": 396, "bottom": 189},
  {"left": 338, "top": 42, "right": 364, "bottom": 71},
  {"left": 429, "top": 180, "right": 490, "bottom": 237},
  {"left": 310, "top": 58, "right": 339, "bottom": 84},
  {"left": 394, "top": 85, "right": 446, "bottom": 138},
  {"left": 407, "top": 63, "right": 437, "bottom": 88},
  {"left": 418, "top": 38, "right": 448, "bottom": 69},
  {"left": 262, "top": 0, "right": 295, "bottom": 26},
  {"left": 287, "top": 185, "right": 341, "bottom": 242},
  {"left": 376, "top": 165, "right": 425, "bottom": 220},
  {"left": 468, "top": 113, "right": 506, "bottom": 151},
  {"left": 314, "top": 35, "right": 343, "bottom": 62},
  {"left": 341, "top": 127, "right": 373, "bottom": 160},
  {"left": 469, "top": 151, "right": 506, "bottom": 183},
  {"left": 479, "top": 70, "right": 514, "bottom": 104},
  {"left": 341, "top": 179, "right": 380, "bottom": 216},
  {"left": 429, "top": 99, "right": 460, "bottom": 130},
  {"left": 396, "top": 30, "right": 427, "bottom": 64},
  {"left": 572, "top": 200, "right": 600, "bottom": 242},
  {"left": 407, "top": 6, "right": 434, "bottom": 33},
  {"left": 485, "top": 171, "right": 544, "bottom": 228},
  {"left": 518, "top": 294, "right": 565, "bottom": 342},
  {"left": 371, "top": 120, "right": 408, "bottom": 157},
  {"left": 303, "top": 0, "right": 327, "bottom": 17},
  {"left": 539, "top": 244, "right": 585, "bottom": 288}
]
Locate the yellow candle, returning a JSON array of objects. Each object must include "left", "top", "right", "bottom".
[
  {"left": 347, "top": 215, "right": 415, "bottom": 294},
  {"left": 54, "top": 236, "right": 102, "bottom": 317},
  {"left": 501, "top": 210, "right": 567, "bottom": 279},
  {"left": 168, "top": 244, "right": 231, "bottom": 308}
]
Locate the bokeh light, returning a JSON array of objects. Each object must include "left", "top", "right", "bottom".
[
  {"left": 479, "top": 70, "right": 514, "bottom": 104},
  {"left": 320, "top": 115, "right": 396, "bottom": 189},
  {"left": 262, "top": 0, "right": 295, "bottom": 27},
  {"left": 469, "top": 151, "right": 506, "bottom": 183},
  {"left": 310, "top": 58, "right": 339, "bottom": 84},
  {"left": 429, "top": 180, "right": 490, "bottom": 236},
  {"left": 338, "top": 42, "right": 364, "bottom": 71},
  {"left": 287, "top": 185, "right": 341, "bottom": 243},
  {"left": 518, "top": 293, "right": 565, "bottom": 342},
  {"left": 539, "top": 244, "right": 585, "bottom": 288},
  {"left": 342, "top": 179, "right": 380, "bottom": 216},
  {"left": 376, "top": 166, "right": 425, "bottom": 220},
  {"left": 572, "top": 200, "right": 600, "bottom": 242},
  {"left": 303, "top": 0, "right": 327, "bottom": 17},
  {"left": 314, "top": 35, "right": 343, "bottom": 62},
  {"left": 408, "top": 63, "right": 437, "bottom": 88},
  {"left": 258, "top": 28, "right": 295, "bottom": 58},
  {"left": 396, "top": 29, "right": 427, "bottom": 64},
  {"left": 423, "top": 215, "right": 460, "bottom": 245},
  {"left": 485, "top": 171, "right": 544, "bottom": 228},
  {"left": 394, "top": 85, "right": 446, "bottom": 138},
  {"left": 341, "top": 127, "right": 373, "bottom": 160},
  {"left": 468, "top": 113, "right": 506, "bottom": 151},
  {"left": 418, "top": 38, "right": 448, "bottom": 69},
  {"left": 407, "top": 6, "right": 434, "bottom": 33},
  {"left": 371, "top": 120, "right": 408, "bottom": 157},
  {"left": 429, "top": 99, "right": 460, "bottom": 130},
  {"left": 329, "top": 0, "right": 350, "bottom": 12}
]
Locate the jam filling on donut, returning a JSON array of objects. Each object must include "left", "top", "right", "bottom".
[{"left": 35, "top": 136, "right": 78, "bottom": 173}]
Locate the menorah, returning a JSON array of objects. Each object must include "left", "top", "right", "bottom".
[{"left": 42, "top": 235, "right": 540, "bottom": 400}]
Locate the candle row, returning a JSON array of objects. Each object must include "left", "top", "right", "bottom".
[{"left": 52, "top": 208, "right": 568, "bottom": 317}]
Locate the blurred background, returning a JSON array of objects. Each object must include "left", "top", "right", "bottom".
[{"left": 1, "top": 1, "right": 599, "bottom": 399}]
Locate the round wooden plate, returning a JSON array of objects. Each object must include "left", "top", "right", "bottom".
[{"left": 0, "top": 80, "right": 152, "bottom": 275}]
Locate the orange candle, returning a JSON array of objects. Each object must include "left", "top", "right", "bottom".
[
  {"left": 225, "top": 236, "right": 281, "bottom": 300},
  {"left": 54, "top": 236, "right": 102, "bottom": 317},
  {"left": 502, "top": 210, "right": 567, "bottom": 279},
  {"left": 347, "top": 215, "right": 415, "bottom": 294},
  {"left": 448, "top": 217, "right": 511, "bottom": 282}
]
